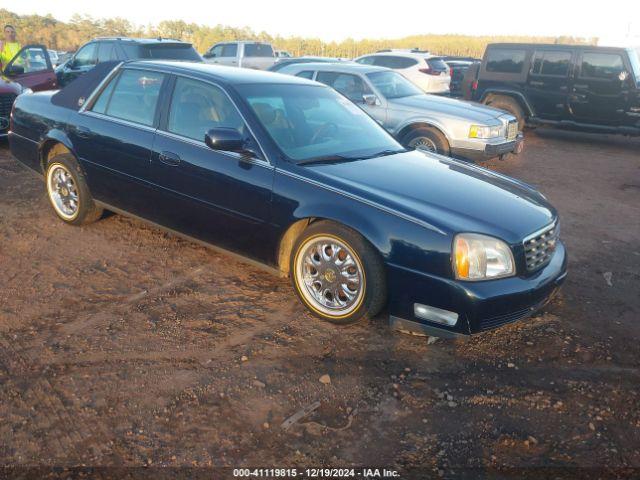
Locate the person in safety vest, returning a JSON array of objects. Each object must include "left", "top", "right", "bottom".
[{"left": 0, "top": 25, "right": 22, "bottom": 69}]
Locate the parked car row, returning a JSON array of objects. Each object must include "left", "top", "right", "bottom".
[{"left": 8, "top": 60, "right": 567, "bottom": 337}]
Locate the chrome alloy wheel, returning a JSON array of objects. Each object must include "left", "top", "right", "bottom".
[
  {"left": 409, "top": 136, "right": 438, "bottom": 152},
  {"left": 47, "top": 164, "right": 79, "bottom": 220},
  {"left": 295, "top": 236, "right": 365, "bottom": 317}
]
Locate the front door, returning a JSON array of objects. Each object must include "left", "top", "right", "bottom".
[
  {"left": 150, "top": 75, "right": 274, "bottom": 260},
  {"left": 69, "top": 67, "right": 167, "bottom": 216},
  {"left": 525, "top": 49, "right": 573, "bottom": 120},
  {"left": 3, "top": 45, "right": 56, "bottom": 91},
  {"left": 569, "top": 50, "right": 629, "bottom": 125},
  {"left": 59, "top": 42, "right": 98, "bottom": 87}
]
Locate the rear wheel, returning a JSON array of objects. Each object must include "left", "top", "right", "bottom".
[
  {"left": 45, "top": 153, "right": 103, "bottom": 225},
  {"left": 402, "top": 127, "right": 450, "bottom": 156},
  {"left": 485, "top": 95, "right": 526, "bottom": 131},
  {"left": 291, "top": 221, "right": 386, "bottom": 325}
]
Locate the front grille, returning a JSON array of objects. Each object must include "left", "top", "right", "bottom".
[
  {"left": 507, "top": 120, "right": 518, "bottom": 140},
  {"left": 524, "top": 222, "right": 559, "bottom": 272},
  {"left": 0, "top": 93, "right": 16, "bottom": 129}
]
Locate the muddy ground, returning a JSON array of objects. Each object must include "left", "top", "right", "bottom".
[{"left": 0, "top": 129, "right": 639, "bottom": 479}]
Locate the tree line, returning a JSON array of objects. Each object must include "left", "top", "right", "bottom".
[{"left": 0, "top": 8, "right": 597, "bottom": 58}]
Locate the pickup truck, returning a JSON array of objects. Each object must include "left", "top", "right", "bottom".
[
  {"left": 465, "top": 43, "right": 640, "bottom": 134},
  {"left": 202, "top": 41, "right": 276, "bottom": 70}
]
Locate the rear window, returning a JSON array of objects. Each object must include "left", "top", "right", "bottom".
[
  {"left": 426, "top": 58, "right": 449, "bottom": 72},
  {"left": 486, "top": 48, "right": 526, "bottom": 74},
  {"left": 244, "top": 43, "right": 274, "bottom": 58},
  {"left": 532, "top": 50, "right": 572, "bottom": 77},
  {"left": 372, "top": 56, "right": 418, "bottom": 69},
  {"left": 122, "top": 43, "right": 201, "bottom": 61},
  {"left": 580, "top": 52, "right": 625, "bottom": 79}
]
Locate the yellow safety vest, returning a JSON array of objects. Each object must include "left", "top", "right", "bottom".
[{"left": 0, "top": 42, "right": 21, "bottom": 68}]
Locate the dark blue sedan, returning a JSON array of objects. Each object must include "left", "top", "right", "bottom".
[{"left": 8, "top": 60, "right": 567, "bottom": 337}]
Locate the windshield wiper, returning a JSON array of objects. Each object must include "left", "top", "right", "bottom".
[
  {"left": 297, "top": 149, "right": 406, "bottom": 166},
  {"left": 297, "top": 154, "right": 365, "bottom": 166}
]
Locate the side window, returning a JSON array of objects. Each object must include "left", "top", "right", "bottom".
[
  {"left": 6, "top": 46, "right": 50, "bottom": 73},
  {"left": 580, "top": 52, "right": 625, "bottom": 80},
  {"left": 373, "top": 56, "right": 417, "bottom": 69},
  {"left": 167, "top": 76, "right": 244, "bottom": 141},
  {"left": 486, "top": 49, "right": 526, "bottom": 74},
  {"left": 295, "top": 70, "right": 314, "bottom": 79},
  {"left": 220, "top": 44, "right": 238, "bottom": 57},
  {"left": 99, "top": 69, "right": 164, "bottom": 126},
  {"left": 532, "top": 51, "right": 572, "bottom": 76},
  {"left": 210, "top": 45, "right": 224, "bottom": 57},
  {"left": 97, "top": 42, "right": 116, "bottom": 62},
  {"left": 74, "top": 43, "right": 98, "bottom": 67},
  {"left": 356, "top": 56, "right": 375, "bottom": 65},
  {"left": 244, "top": 44, "right": 274, "bottom": 58},
  {"left": 91, "top": 73, "right": 118, "bottom": 114},
  {"left": 316, "top": 72, "right": 371, "bottom": 102}
]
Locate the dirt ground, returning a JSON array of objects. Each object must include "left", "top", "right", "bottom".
[{"left": 0, "top": 129, "right": 639, "bottom": 479}]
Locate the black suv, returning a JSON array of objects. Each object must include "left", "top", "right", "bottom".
[
  {"left": 465, "top": 43, "right": 640, "bottom": 134},
  {"left": 56, "top": 37, "right": 202, "bottom": 87}
]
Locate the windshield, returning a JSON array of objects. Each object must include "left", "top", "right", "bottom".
[
  {"left": 123, "top": 44, "right": 202, "bottom": 61},
  {"left": 235, "top": 84, "right": 402, "bottom": 163},
  {"left": 366, "top": 71, "right": 423, "bottom": 99},
  {"left": 628, "top": 49, "right": 640, "bottom": 81}
]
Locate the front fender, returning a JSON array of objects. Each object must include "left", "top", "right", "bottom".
[{"left": 394, "top": 115, "right": 454, "bottom": 142}]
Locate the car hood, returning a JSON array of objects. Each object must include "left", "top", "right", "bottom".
[
  {"left": 391, "top": 94, "right": 509, "bottom": 123},
  {"left": 0, "top": 75, "right": 22, "bottom": 94},
  {"left": 302, "top": 150, "right": 555, "bottom": 243}
]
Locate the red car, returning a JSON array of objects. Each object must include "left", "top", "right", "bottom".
[{"left": 1, "top": 44, "right": 57, "bottom": 137}]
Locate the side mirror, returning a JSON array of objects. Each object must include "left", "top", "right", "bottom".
[
  {"left": 363, "top": 94, "right": 379, "bottom": 106},
  {"left": 5, "top": 64, "right": 24, "bottom": 76},
  {"left": 205, "top": 128, "right": 246, "bottom": 152}
]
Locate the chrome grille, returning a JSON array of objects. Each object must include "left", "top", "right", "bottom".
[
  {"left": 524, "top": 222, "right": 559, "bottom": 271},
  {"left": 0, "top": 93, "right": 16, "bottom": 129},
  {"left": 507, "top": 120, "right": 518, "bottom": 141}
]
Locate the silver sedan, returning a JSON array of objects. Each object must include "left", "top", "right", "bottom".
[{"left": 277, "top": 62, "right": 523, "bottom": 161}]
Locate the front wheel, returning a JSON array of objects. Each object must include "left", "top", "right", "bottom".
[
  {"left": 45, "top": 153, "right": 103, "bottom": 225},
  {"left": 401, "top": 127, "right": 450, "bottom": 156},
  {"left": 290, "top": 221, "right": 386, "bottom": 324}
]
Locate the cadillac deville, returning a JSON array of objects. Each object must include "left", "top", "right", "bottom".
[{"left": 8, "top": 61, "right": 567, "bottom": 337}]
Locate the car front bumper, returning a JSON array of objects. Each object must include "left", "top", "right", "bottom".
[
  {"left": 386, "top": 241, "right": 567, "bottom": 337},
  {"left": 451, "top": 134, "right": 524, "bottom": 162}
]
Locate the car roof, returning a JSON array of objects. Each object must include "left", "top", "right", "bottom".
[
  {"left": 486, "top": 42, "right": 628, "bottom": 52},
  {"left": 92, "top": 37, "right": 191, "bottom": 45},
  {"left": 124, "top": 60, "right": 320, "bottom": 86},
  {"left": 282, "top": 62, "right": 388, "bottom": 75}
]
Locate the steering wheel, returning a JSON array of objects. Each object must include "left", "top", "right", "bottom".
[{"left": 310, "top": 122, "right": 338, "bottom": 144}]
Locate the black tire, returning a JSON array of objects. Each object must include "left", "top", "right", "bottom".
[
  {"left": 290, "top": 220, "right": 386, "bottom": 325},
  {"left": 45, "top": 153, "right": 103, "bottom": 226},
  {"left": 486, "top": 95, "right": 526, "bottom": 131},
  {"left": 401, "top": 127, "right": 450, "bottom": 156}
]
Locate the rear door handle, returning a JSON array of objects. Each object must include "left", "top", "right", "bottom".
[
  {"left": 573, "top": 84, "right": 589, "bottom": 90},
  {"left": 159, "top": 151, "right": 181, "bottom": 166},
  {"left": 529, "top": 80, "right": 544, "bottom": 87},
  {"left": 75, "top": 126, "right": 92, "bottom": 138}
]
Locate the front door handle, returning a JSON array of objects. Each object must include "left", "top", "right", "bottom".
[
  {"left": 159, "top": 151, "right": 181, "bottom": 166},
  {"left": 529, "top": 80, "right": 544, "bottom": 87},
  {"left": 75, "top": 126, "right": 92, "bottom": 138}
]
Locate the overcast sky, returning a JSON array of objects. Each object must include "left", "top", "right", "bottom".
[{"left": 8, "top": 0, "right": 640, "bottom": 44}]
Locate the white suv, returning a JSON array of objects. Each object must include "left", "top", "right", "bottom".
[{"left": 355, "top": 50, "right": 451, "bottom": 94}]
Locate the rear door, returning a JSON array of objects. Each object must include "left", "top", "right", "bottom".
[
  {"left": 71, "top": 67, "right": 167, "bottom": 216},
  {"left": 569, "top": 49, "right": 629, "bottom": 125},
  {"left": 3, "top": 45, "right": 57, "bottom": 91},
  {"left": 241, "top": 43, "right": 275, "bottom": 70},
  {"left": 149, "top": 75, "right": 274, "bottom": 258},
  {"left": 525, "top": 49, "right": 573, "bottom": 119},
  {"left": 216, "top": 43, "right": 239, "bottom": 67}
]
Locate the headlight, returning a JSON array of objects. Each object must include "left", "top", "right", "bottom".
[
  {"left": 469, "top": 124, "right": 502, "bottom": 139},
  {"left": 453, "top": 233, "right": 515, "bottom": 281}
]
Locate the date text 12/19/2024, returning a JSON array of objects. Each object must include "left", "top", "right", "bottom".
[{"left": 233, "top": 468, "right": 401, "bottom": 478}]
